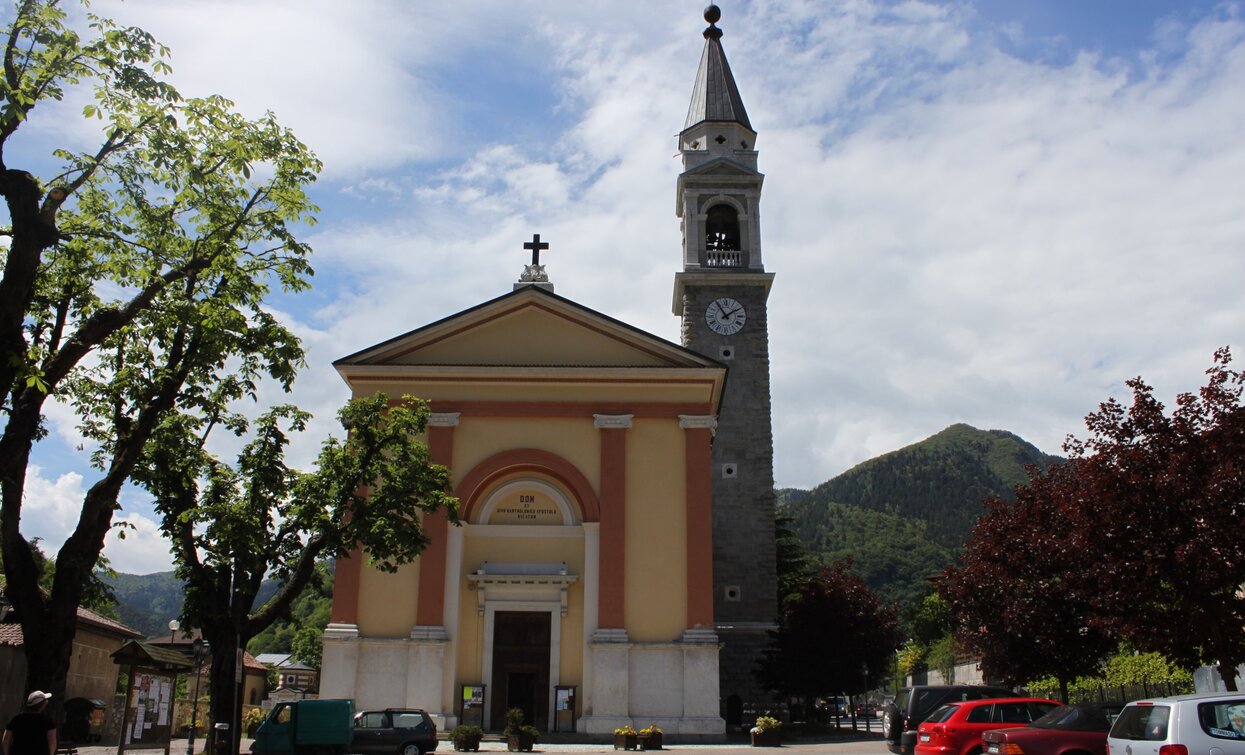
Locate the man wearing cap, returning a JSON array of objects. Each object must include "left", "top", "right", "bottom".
[{"left": 2, "top": 691, "right": 56, "bottom": 755}]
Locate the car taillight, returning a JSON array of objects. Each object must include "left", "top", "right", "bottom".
[{"left": 1157, "top": 746, "right": 1187, "bottom": 755}]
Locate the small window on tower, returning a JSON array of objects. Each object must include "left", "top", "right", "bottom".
[{"left": 705, "top": 204, "right": 740, "bottom": 252}]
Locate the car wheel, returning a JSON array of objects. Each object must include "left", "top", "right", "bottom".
[
  {"left": 883, "top": 709, "right": 899, "bottom": 739},
  {"left": 401, "top": 744, "right": 422, "bottom": 755}
]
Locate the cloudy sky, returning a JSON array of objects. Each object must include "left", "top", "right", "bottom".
[{"left": 9, "top": 0, "right": 1245, "bottom": 574}]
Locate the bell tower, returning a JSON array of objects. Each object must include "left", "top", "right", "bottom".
[{"left": 672, "top": 4, "right": 777, "bottom": 724}]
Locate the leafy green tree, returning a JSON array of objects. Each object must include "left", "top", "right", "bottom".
[
  {"left": 134, "top": 394, "right": 458, "bottom": 750},
  {"left": 925, "top": 635, "right": 961, "bottom": 684},
  {"left": 1104, "top": 650, "right": 1193, "bottom": 693},
  {"left": 0, "top": 0, "right": 318, "bottom": 716},
  {"left": 775, "top": 513, "right": 815, "bottom": 605},
  {"left": 290, "top": 627, "right": 322, "bottom": 672},
  {"left": 247, "top": 562, "right": 332, "bottom": 657},
  {"left": 907, "top": 593, "right": 952, "bottom": 648},
  {"left": 0, "top": 537, "right": 117, "bottom": 619}
]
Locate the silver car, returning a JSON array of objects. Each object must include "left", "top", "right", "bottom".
[{"left": 1107, "top": 692, "right": 1245, "bottom": 755}]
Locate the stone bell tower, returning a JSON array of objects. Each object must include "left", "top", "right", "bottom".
[{"left": 671, "top": 4, "right": 777, "bottom": 725}]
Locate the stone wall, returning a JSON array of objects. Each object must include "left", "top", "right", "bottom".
[{"left": 680, "top": 281, "right": 778, "bottom": 722}]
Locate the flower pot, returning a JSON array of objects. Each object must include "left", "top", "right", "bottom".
[
  {"left": 614, "top": 733, "right": 638, "bottom": 750},
  {"left": 639, "top": 732, "right": 663, "bottom": 750},
  {"left": 751, "top": 729, "right": 781, "bottom": 747},
  {"left": 507, "top": 733, "right": 534, "bottom": 752}
]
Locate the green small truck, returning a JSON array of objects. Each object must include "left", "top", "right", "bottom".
[{"left": 250, "top": 699, "right": 355, "bottom": 755}]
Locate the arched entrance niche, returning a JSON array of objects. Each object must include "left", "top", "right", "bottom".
[
  {"left": 453, "top": 449, "right": 597, "bottom": 732},
  {"left": 455, "top": 448, "right": 600, "bottom": 523},
  {"left": 475, "top": 477, "right": 578, "bottom": 526}
]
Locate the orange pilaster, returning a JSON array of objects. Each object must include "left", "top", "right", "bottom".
[
  {"left": 684, "top": 424, "right": 715, "bottom": 628},
  {"left": 330, "top": 547, "right": 362, "bottom": 625},
  {"left": 416, "top": 421, "right": 455, "bottom": 627},
  {"left": 598, "top": 425, "right": 628, "bottom": 628}
]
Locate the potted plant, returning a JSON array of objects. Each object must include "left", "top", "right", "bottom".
[
  {"left": 613, "top": 724, "right": 638, "bottom": 750},
  {"left": 244, "top": 708, "right": 267, "bottom": 738},
  {"left": 504, "top": 708, "right": 537, "bottom": 752},
  {"left": 751, "top": 716, "right": 781, "bottom": 747},
  {"left": 638, "top": 724, "right": 663, "bottom": 750},
  {"left": 451, "top": 725, "right": 484, "bottom": 752}
]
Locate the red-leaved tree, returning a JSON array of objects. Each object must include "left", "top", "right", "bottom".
[
  {"left": 941, "top": 458, "right": 1115, "bottom": 701},
  {"left": 757, "top": 558, "right": 901, "bottom": 704},
  {"left": 1067, "top": 348, "right": 1245, "bottom": 690}
]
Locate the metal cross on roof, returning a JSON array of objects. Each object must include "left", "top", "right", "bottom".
[{"left": 524, "top": 233, "right": 550, "bottom": 265}]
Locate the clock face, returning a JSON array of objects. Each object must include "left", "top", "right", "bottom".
[{"left": 706, "top": 297, "right": 746, "bottom": 335}]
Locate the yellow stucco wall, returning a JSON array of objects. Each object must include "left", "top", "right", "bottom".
[
  {"left": 397, "top": 308, "right": 672, "bottom": 367},
  {"left": 454, "top": 418, "right": 600, "bottom": 504},
  {"left": 623, "top": 419, "right": 688, "bottom": 641},
  {"left": 358, "top": 549, "right": 421, "bottom": 638}
]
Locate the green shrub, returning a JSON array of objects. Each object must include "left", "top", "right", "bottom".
[{"left": 450, "top": 725, "right": 483, "bottom": 751}]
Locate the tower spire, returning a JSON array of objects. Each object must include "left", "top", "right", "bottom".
[{"left": 683, "top": 4, "right": 752, "bottom": 133}]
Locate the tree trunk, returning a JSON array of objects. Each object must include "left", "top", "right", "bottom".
[
  {"left": 206, "top": 635, "right": 243, "bottom": 755},
  {"left": 17, "top": 603, "right": 77, "bottom": 724},
  {"left": 1058, "top": 676, "right": 1069, "bottom": 704}
]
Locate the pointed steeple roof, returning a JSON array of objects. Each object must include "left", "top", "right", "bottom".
[{"left": 683, "top": 4, "right": 752, "bottom": 133}]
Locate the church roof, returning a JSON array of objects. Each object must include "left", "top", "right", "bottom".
[
  {"left": 336, "top": 284, "right": 727, "bottom": 411},
  {"left": 683, "top": 7, "right": 752, "bottom": 133},
  {"left": 336, "top": 284, "right": 722, "bottom": 372}
]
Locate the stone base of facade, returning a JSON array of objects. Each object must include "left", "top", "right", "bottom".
[
  {"left": 582, "top": 633, "right": 725, "bottom": 741},
  {"left": 321, "top": 626, "right": 456, "bottom": 729},
  {"left": 324, "top": 627, "right": 725, "bottom": 741}
]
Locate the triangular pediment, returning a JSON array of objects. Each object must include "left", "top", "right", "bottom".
[
  {"left": 681, "top": 156, "right": 761, "bottom": 179},
  {"left": 336, "top": 286, "right": 720, "bottom": 370}
]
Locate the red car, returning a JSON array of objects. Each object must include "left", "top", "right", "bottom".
[
  {"left": 916, "top": 698, "right": 1060, "bottom": 755},
  {"left": 981, "top": 702, "right": 1124, "bottom": 755}
]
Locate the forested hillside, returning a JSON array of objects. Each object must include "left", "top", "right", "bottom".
[
  {"left": 104, "top": 571, "right": 280, "bottom": 637},
  {"left": 780, "top": 423, "right": 1062, "bottom": 615},
  {"left": 105, "top": 571, "right": 185, "bottom": 636}
]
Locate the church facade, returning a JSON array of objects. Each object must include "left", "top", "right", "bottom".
[{"left": 321, "top": 6, "right": 775, "bottom": 738}]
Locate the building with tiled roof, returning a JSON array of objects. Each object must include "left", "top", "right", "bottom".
[{"left": 0, "top": 604, "right": 143, "bottom": 739}]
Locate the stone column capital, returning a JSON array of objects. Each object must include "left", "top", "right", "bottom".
[
  {"left": 679, "top": 415, "right": 718, "bottom": 432},
  {"left": 427, "top": 412, "right": 461, "bottom": 427},
  {"left": 593, "top": 414, "right": 634, "bottom": 430}
]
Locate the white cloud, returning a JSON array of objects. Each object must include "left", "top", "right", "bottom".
[
  {"left": 20, "top": 467, "right": 173, "bottom": 574},
  {"left": 104, "top": 512, "right": 176, "bottom": 576},
  {"left": 21, "top": 467, "right": 87, "bottom": 549}
]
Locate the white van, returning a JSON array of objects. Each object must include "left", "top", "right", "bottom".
[{"left": 1107, "top": 692, "right": 1245, "bottom": 755}]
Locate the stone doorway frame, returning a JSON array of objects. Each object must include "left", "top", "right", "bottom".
[{"left": 482, "top": 601, "right": 561, "bottom": 731}]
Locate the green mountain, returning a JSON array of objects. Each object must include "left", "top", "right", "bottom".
[
  {"left": 779, "top": 423, "right": 1062, "bottom": 613},
  {"left": 105, "top": 570, "right": 185, "bottom": 636},
  {"left": 103, "top": 571, "right": 281, "bottom": 638}
]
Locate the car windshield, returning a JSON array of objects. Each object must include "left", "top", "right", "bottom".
[
  {"left": 926, "top": 705, "right": 959, "bottom": 724},
  {"left": 1110, "top": 704, "right": 1172, "bottom": 741},
  {"left": 1032, "top": 704, "right": 1116, "bottom": 731}
]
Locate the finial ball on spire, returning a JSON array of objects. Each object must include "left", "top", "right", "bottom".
[{"left": 704, "top": 4, "right": 721, "bottom": 24}]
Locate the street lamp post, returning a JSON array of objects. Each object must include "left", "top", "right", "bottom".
[{"left": 187, "top": 638, "right": 207, "bottom": 755}]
